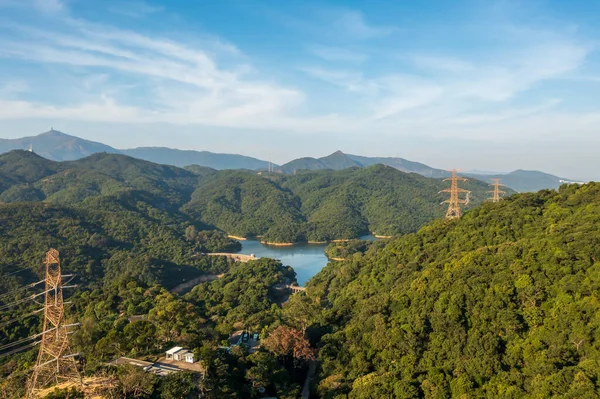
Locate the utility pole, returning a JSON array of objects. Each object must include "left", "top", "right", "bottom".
[
  {"left": 27, "top": 249, "right": 82, "bottom": 399},
  {"left": 488, "top": 178, "right": 506, "bottom": 203},
  {"left": 440, "top": 169, "right": 470, "bottom": 219}
]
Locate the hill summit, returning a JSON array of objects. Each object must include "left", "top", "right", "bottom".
[{"left": 0, "top": 131, "right": 576, "bottom": 192}]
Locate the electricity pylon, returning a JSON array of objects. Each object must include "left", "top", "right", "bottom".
[
  {"left": 488, "top": 178, "right": 506, "bottom": 203},
  {"left": 440, "top": 169, "right": 470, "bottom": 219},
  {"left": 27, "top": 249, "right": 82, "bottom": 399}
]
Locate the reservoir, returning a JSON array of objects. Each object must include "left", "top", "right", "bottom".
[{"left": 237, "top": 235, "right": 378, "bottom": 286}]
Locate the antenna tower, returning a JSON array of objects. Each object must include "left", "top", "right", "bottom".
[
  {"left": 440, "top": 169, "right": 470, "bottom": 219},
  {"left": 27, "top": 249, "right": 82, "bottom": 399},
  {"left": 488, "top": 178, "right": 506, "bottom": 203}
]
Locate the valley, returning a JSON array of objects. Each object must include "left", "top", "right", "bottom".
[{"left": 0, "top": 144, "right": 596, "bottom": 399}]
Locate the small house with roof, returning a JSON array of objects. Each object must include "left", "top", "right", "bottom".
[{"left": 165, "top": 346, "right": 195, "bottom": 364}]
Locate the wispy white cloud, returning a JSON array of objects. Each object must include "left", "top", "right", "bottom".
[
  {"left": 109, "top": 1, "right": 163, "bottom": 18},
  {"left": 0, "top": 3, "right": 597, "bottom": 145},
  {"left": 410, "top": 55, "right": 475, "bottom": 73},
  {"left": 301, "top": 27, "right": 590, "bottom": 122},
  {"left": 444, "top": 99, "right": 562, "bottom": 126},
  {"left": 33, "top": 0, "right": 65, "bottom": 14},
  {"left": 332, "top": 10, "right": 394, "bottom": 39},
  {"left": 308, "top": 45, "right": 367, "bottom": 63},
  {"left": 0, "top": 0, "right": 65, "bottom": 13},
  {"left": 0, "top": 17, "right": 304, "bottom": 128},
  {"left": 0, "top": 81, "right": 29, "bottom": 95},
  {"left": 298, "top": 67, "right": 368, "bottom": 92}
]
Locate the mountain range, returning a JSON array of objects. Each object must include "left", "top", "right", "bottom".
[
  {"left": 0, "top": 150, "right": 507, "bottom": 243},
  {"left": 0, "top": 130, "right": 269, "bottom": 170},
  {"left": 0, "top": 130, "right": 579, "bottom": 192}
]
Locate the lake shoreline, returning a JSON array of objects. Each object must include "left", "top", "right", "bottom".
[
  {"left": 227, "top": 234, "right": 247, "bottom": 240},
  {"left": 261, "top": 241, "right": 296, "bottom": 246},
  {"left": 232, "top": 233, "right": 385, "bottom": 247}
]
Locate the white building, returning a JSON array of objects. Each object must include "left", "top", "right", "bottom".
[{"left": 165, "top": 346, "right": 195, "bottom": 364}]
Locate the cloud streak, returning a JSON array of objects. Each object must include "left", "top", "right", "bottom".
[
  {"left": 0, "top": 2, "right": 597, "bottom": 147},
  {"left": 0, "top": 17, "right": 305, "bottom": 128},
  {"left": 33, "top": 0, "right": 65, "bottom": 13},
  {"left": 308, "top": 45, "right": 367, "bottom": 63},
  {"left": 109, "top": 1, "right": 163, "bottom": 18},
  {"left": 332, "top": 10, "right": 394, "bottom": 39}
]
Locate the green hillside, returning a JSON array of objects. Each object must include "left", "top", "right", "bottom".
[
  {"left": 0, "top": 151, "right": 511, "bottom": 244},
  {"left": 182, "top": 170, "right": 306, "bottom": 242},
  {"left": 0, "top": 151, "right": 199, "bottom": 206},
  {"left": 0, "top": 151, "right": 241, "bottom": 293},
  {"left": 0, "top": 202, "right": 297, "bottom": 397},
  {"left": 183, "top": 165, "right": 501, "bottom": 243},
  {"left": 302, "top": 183, "right": 600, "bottom": 398},
  {"left": 1, "top": 148, "right": 596, "bottom": 398},
  {"left": 0, "top": 150, "right": 60, "bottom": 183},
  {"left": 278, "top": 165, "right": 495, "bottom": 241}
]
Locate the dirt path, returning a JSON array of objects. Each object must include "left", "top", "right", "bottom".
[{"left": 171, "top": 273, "right": 223, "bottom": 294}]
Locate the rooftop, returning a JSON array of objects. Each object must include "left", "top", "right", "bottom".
[{"left": 166, "top": 346, "right": 184, "bottom": 355}]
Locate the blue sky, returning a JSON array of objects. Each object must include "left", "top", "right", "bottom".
[{"left": 0, "top": 0, "right": 599, "bottom": 179}]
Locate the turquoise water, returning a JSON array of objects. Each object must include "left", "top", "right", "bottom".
[{"left": 237, "top": 235, "right": 378, "bottom": 286}]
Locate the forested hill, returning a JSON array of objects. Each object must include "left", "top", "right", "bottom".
[
  {"left": 303, "top": 182, "right": 600, "bottom": 397},
  {"left": 0, "top": 151, "right": 236, "bottom": 291},
  {"left": 1, "top": 131, "right": 574, "bottom": 192},
  {"left": 183, "top": 165, "right": 504, "bottom": 242},
  {"left": 0, "top": 150, "right": 509, "bottom": 243}
]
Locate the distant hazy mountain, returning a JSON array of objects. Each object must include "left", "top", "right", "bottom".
[
  {"left": 466, "top": 169, "right": 508, "bottom": 175},
  {"left": 281, "top": 150, "right": 362, "bottom": 173},
  {"left": 0, "top": 132, "right": 575, "bottom": 192},
  {"left": 281, "top": 150, "right": 447, "bottom": 177},
  {"left": 0, "top": 131, "right": 270, "bottom": 171},
  {"left": 465, "top": 170, "right": 578, "bottom": 193},
  {"left": 0, "top": 130, "right": 118, "bottom": 161},
  {"left": 121, "top": 147, "right": 270, "bottom": 170},
  {"left": 347, "top": 154, "right": 448, "bottom": 178}
]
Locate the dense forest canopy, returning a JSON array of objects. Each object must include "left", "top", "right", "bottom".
[
  {"left": 183, "top": 164, "right": 504, "bottom": 242},
  {"left": 301, "top": 182, "right": 600, "bottom": 398},
  {"left": 0, "top": 151, "right": 509, "bottom": 243},
  {"left": 7, "top": 149, "right": 592, "bottom": 398},
  {"left": 0, "top": 194, "right": 303, "bottom": 397}
]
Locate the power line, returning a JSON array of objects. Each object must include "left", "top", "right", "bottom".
[
  {"left": 0, "top": 265, "right": 37, "bottom": 278},
  {"left": 0, "top": 330, "right": 46, "bottom": 352},
  {"left": 0, "top": 340, "right": 40, "bottom": 359},
  {"left": 0, "top": 280, "right": 45, "bottom": 301},
  {"left": 0, "top": 328, "right": 62, "bottom": 360},
  {"left": 0, "top": 291, "right": 49, "bottom": 312},
  {"left": 0, "top": 309, "right": 43, "bottom": 329}
]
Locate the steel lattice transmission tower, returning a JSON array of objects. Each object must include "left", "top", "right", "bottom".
[
  {"left": 27, "top": 249, "right": 82, "bottom": 399},
  {"left": 488, "top": 178, "right": 506, "bottom": 203},
  {"left": 440, "top": 169, "right": 471, "bottom": 219}
]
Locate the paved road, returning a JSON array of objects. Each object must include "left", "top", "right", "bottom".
[
  {"left": 301, "top": 360, "right": 317, "bottom": 399},
  {"left": 171, "top": 273, "right": 222, "bottom": 294}
]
